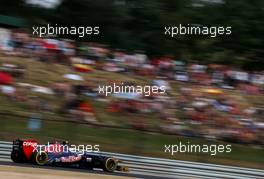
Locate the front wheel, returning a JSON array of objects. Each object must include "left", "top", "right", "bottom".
[{"left": 103, "top": 158, "right": 117, "bottom": 172}]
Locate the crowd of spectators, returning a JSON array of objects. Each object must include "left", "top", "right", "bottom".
[{"left": 1, "top": 30, "right": 264, "bottom": 145}]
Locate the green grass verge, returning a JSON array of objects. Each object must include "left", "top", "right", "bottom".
[{"left": 0, "top": 114, "right": 263, "bottom": 169}]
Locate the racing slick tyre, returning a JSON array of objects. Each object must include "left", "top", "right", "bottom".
[
  {"left": 31, "top": 152, "right": 48, "bottom": 165},
  {"left": 11, "top": 150, "right": 23, "bottom": 163},
  {"left": 103, "top": 158, "right": 117, "bottom": 172}
]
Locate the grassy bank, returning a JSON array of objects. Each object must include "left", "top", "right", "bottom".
[{"left": 0, "top": 56, "right": 263, "bottom": 169}]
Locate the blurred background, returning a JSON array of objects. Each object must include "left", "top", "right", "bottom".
[{"left": 0, "top": 0, "right": 263, "bottom": 169}]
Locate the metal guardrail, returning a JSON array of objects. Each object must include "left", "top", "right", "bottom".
[{"left": 0, "top": 141, "right": 263, "bottom": 179}]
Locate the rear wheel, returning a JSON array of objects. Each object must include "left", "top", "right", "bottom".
[
  {"left": 11, "top": 150, "right": 23, "bottom": 163},
  {"left": 31, "top": 152, "right": 48, "bottom": 165}
]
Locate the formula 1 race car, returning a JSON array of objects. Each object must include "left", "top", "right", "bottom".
[{"left": 10, "top": 139, "right": 128, "bottom": 172}]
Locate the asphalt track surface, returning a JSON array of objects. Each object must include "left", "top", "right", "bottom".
[
  {"left": 0, "top": 161, "right": 175, "bottom": 179},
  {"left": 0, "top": 165, "right": 131, "bottom": 179}
]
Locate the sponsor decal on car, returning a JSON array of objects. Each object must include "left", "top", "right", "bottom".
[
  {"left": 23, "top": 141, "right": 38, "bottom": 147},
  {"left": 61, "top": 155, "right": 82, "bottom": 163}
]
